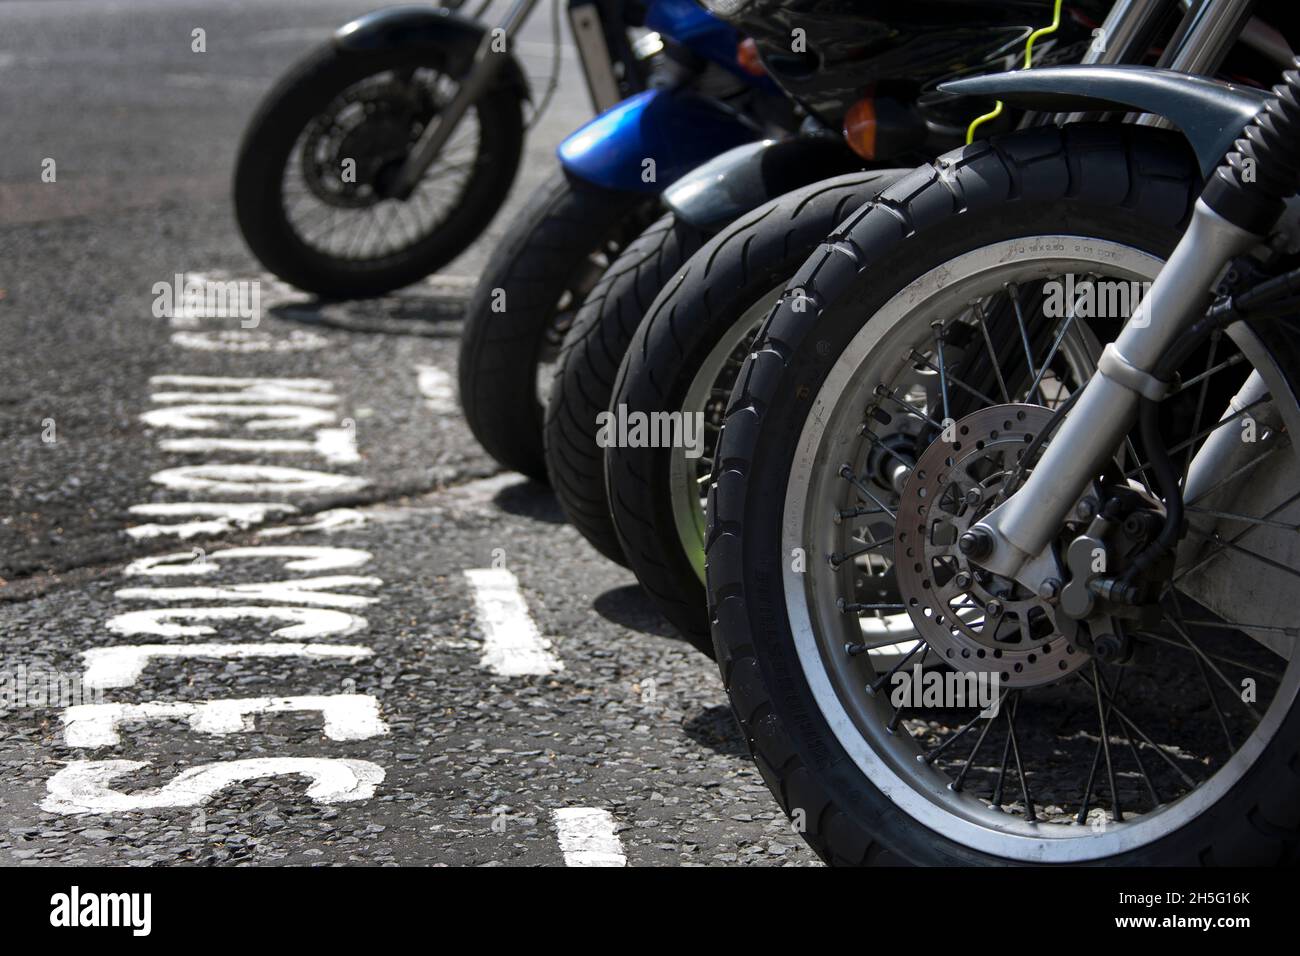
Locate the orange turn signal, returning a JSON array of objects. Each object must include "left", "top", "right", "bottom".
[
  {"left": 737, "top": 38, "right": 765, "bottom": 77},
  {"left": 843, "top": 97, "right": 878, "bottom": 161}
]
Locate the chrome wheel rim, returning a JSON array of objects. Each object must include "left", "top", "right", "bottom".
[
  {"left": 781, "top": 237, "right": 1300, "bottom": 862},
  {"left": 281, "top": 69, "right": 481, "bottom": 262}
]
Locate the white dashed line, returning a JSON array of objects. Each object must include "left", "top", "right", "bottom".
[
  {"left": 552, "top": 808, "right": 626, "bottom": 867},
  {"left": 416, "top": 364, "right": 458, "bottom": 414},
  {"left": 463, "top": 568, "right": 563, "bottom": 677}
]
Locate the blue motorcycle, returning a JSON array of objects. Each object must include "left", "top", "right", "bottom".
[
  {"left": 233, "top": 0, "right": 780, "bottom": 302},
  {"left": 452, "top": 0, "right": 804, "bottom": 480}
]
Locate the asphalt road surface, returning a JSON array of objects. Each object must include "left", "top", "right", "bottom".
[{"left": 0, "top": 0, "right": 820, "bottom": 865}]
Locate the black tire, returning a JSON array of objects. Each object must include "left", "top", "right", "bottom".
[
  {"left": 459, "top": 170, "right": 656, "bottom": 481},
  {"left": 544, "top": 213, "right": 709, "bottom": 565},
  {"left": 710, "top": 125, "right": 1300, "bottom": 865},
  {"left": 604, "top": 171, "right": 908, "bottom": 654},
  {"left": 234, "top": 42, "right": 524, "bottom": 299}
]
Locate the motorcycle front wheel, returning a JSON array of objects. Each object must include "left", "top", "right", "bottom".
[
  {"left": 458, "top": 170, "right": 656, "bottom": 481},
  {"left": 709, "top": 124, "right": 1300, "bottom": 865},
  {"left": 234, "top": 42, "right": 524, "bottom": 299}
]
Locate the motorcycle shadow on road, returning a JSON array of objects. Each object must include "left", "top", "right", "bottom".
[
  {"left": 681, "top": 704, "right": 748, "bottom": 758},
  {"left": 490, "top": 479, "right": 566, "bottom": 524},
  {"left": 592, "top": 584, "right": 678, "bottom": 639},
  {"left": 268, "top": 276, "right": 475, "bottom": 339},
  {"left": 590, "top": 585, "right": 748, "bottom": 755}
]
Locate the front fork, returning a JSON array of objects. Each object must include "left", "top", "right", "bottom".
[
  {"left": 971, "top": 56, "right": 1300, "bottom": 590},
  {"left": 391, "top": 0, "right": 541, "bottom": 198},
  {"left": 971, "top": 200, "right": 1260, "bottom": 583}
]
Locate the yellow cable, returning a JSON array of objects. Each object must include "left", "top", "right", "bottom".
[{"left": 966, "top": 0, "right": 1063, "bottom": 144}]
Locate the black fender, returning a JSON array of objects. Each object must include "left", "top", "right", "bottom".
[
  {"left": 940, "top": 66, "right": 1268, "bottom": 179},
  {"left": 334, "top": 5, "right": 530, "bottom": 100},
  {"left": 662, "top": 137, "right": 867, "bottom": 233}
]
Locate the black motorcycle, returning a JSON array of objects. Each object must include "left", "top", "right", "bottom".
[
  {"left": 549, "top": 0, "right": 1289, "bottom": 652},
  {"left": 708, "top": 0, "right": 1300, "bottom": 865}
]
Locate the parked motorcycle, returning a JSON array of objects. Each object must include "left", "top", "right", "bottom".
[
  {"left": 232, "top": 0, "right": 736, "bottom": 300},
  {"left": 705, "top": 18, "right": 1300, "bottom": 864},
  {"left": 540, "top": 0, "right": 1112, "bottom": 592},
  {"left": 557, "top": 0, "right": 1276, "bottom": 652},
  {"left": 455, "top": 0, "right": 793, "bottom": 480},
  {"left": 599, "top": 0, "right": 1290, "bottom": 654}
]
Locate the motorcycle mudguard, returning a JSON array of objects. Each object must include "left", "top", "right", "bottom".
[
  {"left": 662, "top": 137, "right": 869, "bottom": 232},
  {"left": 940, "top": 66, "right": 1268, "bottom": 179},
  {"left": 558, "top": 88, "right": 762, "bottom": 194},
  {"left": 334, "top": 5, "right": 530, "bottom": 100}
]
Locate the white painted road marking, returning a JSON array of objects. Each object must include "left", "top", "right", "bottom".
[
  {"left": 416, "top": 364, "right": 457, "bottom": 414},
  {"left": 171, "top": 329, "right": 329, "bottom": 352},
  {"left": 80, "top": 643, "right": 374, "bottom": 690},
  {"left": 140, "top": 404, "right": 338, "bottom": 431},
  {"left": 63, "top": 695, "right": 388, "bottom": 747},
  {"left": 115, "top": 575, "right": 383, "bottom": 610},
  {"left": 57, "top": 368, "right": 389, "bottom": 820},
  {"left": 149, "top": 464, "right": 368, "bottom": 495},
  {"left": 149, "top": 375, "right": 337, "bottom": 404},
  {"left": 552, "top": 808, "right": 626, "bottom": 867},
  {"left": 124, "top": 545, "right": 373, "bottom": 577},
  {"left": 105, "top": 605, "right": 368, "bottom": 639},
  {"left": 463, "top": 568, "right": 563, "bottom": 677},
  {"left": 158, "top": 428, "right": 360, "bottom": 465},
  {"left": 42, "top": 758, "right": 384, "bottom": 814},
  {"left": 257, "top": 508, "right": 368, "bottom": 537},
  {"left": 125, "top": 502, "right": 299, "bottom": 540}
]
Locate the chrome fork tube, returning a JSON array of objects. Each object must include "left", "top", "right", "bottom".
[
  {"left": 971, "top": 199, "right": 1260, "bottom": 580},
  {"left": 391, "top": 0, "right": 540, "bottom": 198}
]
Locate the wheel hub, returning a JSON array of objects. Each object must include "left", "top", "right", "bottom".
[
  {"left": 894, "top": 404, "right": 1088, "bottom": 688},
  {"left": 300, "top": 80, "right": 436, "bottom": 208}
]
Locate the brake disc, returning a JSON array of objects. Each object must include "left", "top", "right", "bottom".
[
  {"left": 894, "top": 403, "right": 1088, "bottom": 689},
  {"left": 300, "top": 79, "right": 436, "bottom": 208}
]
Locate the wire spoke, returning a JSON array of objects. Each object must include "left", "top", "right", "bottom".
[
  {"left": 1005, "top": 282, "right": 1039, "bottom": 402},
  {"left": 932, "top": 323, "right": 952, "bottom": 423},
  {"left": 1075, "top": 670, "right": 1200, "bottom": 789},
  {"left": 1023, "top": 310, "right": 1078, "bottom": 405},
  {"left": 1182, "top": 329, "right": 1221, "bottom": 482},
  {"left": 951, "top": 701, "right": 1003, "bottom": 792},
  {"left": 866, "top": 639, "right": 928, "bottom": 696},
  {"left": 991, "top": 695, "right": 1016, "bottom": 809},
  {"left": 907, "top": 350, "right": 999, "bottom": 408},
  {"left": 1090, "top": 661, "right": 1123, "bottom": 821},
  {"left": 1136, "top": 630, "right": 1284, "bottom": 680},
  {"left": 838, "top": 465, "right": 897, "bottom": 521},
  {"left": 1184, "top": 506, "right": 1300, "bottom": 532},
  {"left": 974, "top": 301, "right": 1012, "bottom": 404},
  {"left": 1164, "top": 613, "right": 1266, "bottom": 723},
  {"left": 1167, "top": 350, "right": 1246, "bottom": 397},
  {"left": 1184, "top": 524, "right": 1300, "bottom": 587},
  {"left": 923, "top": 690, "right": 1007, "bottom": 765},
  {"left": 874, "top": 385, "right": 945, "bottom": 431},
  {"left": 1098, "top": 666, "right": 1161, "bottom": 812},
  {"left": 1176, "top": 485, "right": 1300, "bottom": 584},
  {"left": 1004, "top": 694, "right": 1037, "bottom": 821},
  {"left": 1126, "top": 396, "right": 1271, "bottom": 479}
]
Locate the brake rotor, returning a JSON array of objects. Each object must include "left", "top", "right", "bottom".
[
  {"left": 300, "top": 79, "right": 438, "bottom": 208},
  {"left": 894, "top": 403, "right": 1087, "bottom": 689}
]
